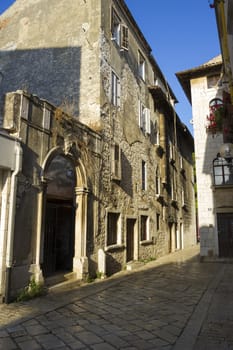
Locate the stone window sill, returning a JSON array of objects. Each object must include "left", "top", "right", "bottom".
[
  {"left": 140, "top": 240, "right": 153, "bottom": 246},
  {"left": 104, "top": 244, "right": 125, "bottom": 252}
]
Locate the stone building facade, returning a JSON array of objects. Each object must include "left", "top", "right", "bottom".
[
  {"left": 176, "top": 1, "right": 233, "bottom": 260},
  {"left": 0, "top": 0, "right": 196, "bottom": 300},
  {"left": 177, "top": 55, "right": 233, "bottom": 259}
]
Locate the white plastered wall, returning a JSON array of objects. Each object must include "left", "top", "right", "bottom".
[{"left": 191, "top": 76, "right": 223, "bottom": 257}]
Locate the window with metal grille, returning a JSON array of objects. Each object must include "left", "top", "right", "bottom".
[{"left": 213, "top": 157, "right": 233, "bottom": 185}]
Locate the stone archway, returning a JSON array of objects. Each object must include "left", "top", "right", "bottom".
[{"left": 31, "top": 147, "right": 89, "bottom": 283}]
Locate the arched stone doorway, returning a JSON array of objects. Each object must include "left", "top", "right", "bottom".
[
  {"left": 43, "top": 154, "right": 75, "bottom": 277},
  {"left": 31, "top": 147, "right": 89, "bottom": 284}
]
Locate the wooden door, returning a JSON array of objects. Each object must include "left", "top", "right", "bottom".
[
  {"left": 43, "top": 203, "right": 57, "bottom": 276},
  {"left": 43, "top": 201, "right": 74, "bottom": 277},
  {"left": 126, "top": 219, "right": 136, "bottom": 262},
  {"left": 217, "top": 213, "right": 233, "bottom": 257}
]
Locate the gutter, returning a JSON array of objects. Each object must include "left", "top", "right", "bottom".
[{"left": 4, "top": 141, "right": 22, "bottom": 303}]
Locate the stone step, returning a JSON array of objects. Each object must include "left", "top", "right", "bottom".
[
  {"left": 64, "top": 271, "right": 77, "bottom": 280},
  {"left": 45, "top": 273, "right": 66, "bottom": 287},
  {"left": 126, "top": 261, "right": 145, "bottom": 271}
]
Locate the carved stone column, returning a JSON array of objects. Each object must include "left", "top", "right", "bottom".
[
  {"left": 73, "top": 186, "right": 89, "bottom": 279},
  {"left": 29, "top": 180, "right": 47, "bottom": 283}
]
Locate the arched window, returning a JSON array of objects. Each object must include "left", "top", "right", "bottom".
[{"left": 213, "top": 156, "right": 233, "bottom": 185}]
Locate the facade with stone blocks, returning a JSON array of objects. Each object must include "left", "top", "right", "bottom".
[
  {"left": 0, "top": 0, "right": 196, "bottom": 300},
  {"left": 177, "top": 55, "right": 233, "bottom": 260}
]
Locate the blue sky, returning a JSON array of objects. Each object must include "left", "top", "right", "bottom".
[
  {"left": 0, "top": 0, "right": 220, "bottom": 133},
  {"left": 0, "top": 0, "right": 14, "bottom": 15},
  {"left": 125, "top": 0, "right": 220, "bottom": 132}
]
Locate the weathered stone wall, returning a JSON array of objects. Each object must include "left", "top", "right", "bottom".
[
  {"left": 3, "top": 91, "right": 102, "bottom": 294},
  {"left": 0, "top": 0, "right": 196, "bottom": 285},
  {"left": 96, "top": 0, "right": 196, "bottom": 273},
  {"left": 0, "top": 0, "right": 101, "bottom": 123}
]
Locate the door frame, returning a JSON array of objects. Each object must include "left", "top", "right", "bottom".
[
  {"left": 42, "top": 199, "right": 75, "bottom": 277},
  {"left": 217, "top": 212, "right": 233, "bottom": 257},
  {"left": 126, "top": 216, "right": 138, "bottom": 262},
  {"left": 31, "top": 147, "right": 89, "bottom": 283}
]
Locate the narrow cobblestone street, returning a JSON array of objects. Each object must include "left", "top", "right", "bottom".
[{"left": 0, "top": 245, "right": 231, "bottom": 349}]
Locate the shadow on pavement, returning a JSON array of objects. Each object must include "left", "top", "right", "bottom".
[{"left": 0, "top": 244, "right": 221, "bottom": 332}]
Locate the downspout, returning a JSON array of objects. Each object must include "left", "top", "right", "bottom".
[
  {"left": 4, "top": 141, "right": 22, "bottom": 303},
  {"left": 216, "top": 0, "right": 233, "bottom": 102},
  {"left": 159, "top": 111, "right": 167, "bottom": 184}
]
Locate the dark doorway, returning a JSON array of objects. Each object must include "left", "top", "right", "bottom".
[
  {"left": 126, "top": 219, "right": 136, "bottom": 262},
  {"left": 42, "top": 155, "right": 75, "bottom": 277},
  {"left": 217, "top": 213, "right": 233, "bottom": 257},
  {"left": 169, "top": 224, "right": 172, "bottom": 253},
  {"left": 43, "top": 200, "right": 75, "bottom": 277}
]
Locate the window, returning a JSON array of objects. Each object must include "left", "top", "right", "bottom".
[
  {"left": 169, "top": 141, "right": 175, "bottom": 164},
  {"left": 111, "top": 8, "right": 129, "bottom": 50},
  {"left": 139, "top": 102, "right": 146, "bottom": 132},
  {"left": 21, "top": 95, "right": 29, "bottom": 120},
  {"left": 111, "top": 9, "right": 121, "bottom": 45},
  {"left": 142, "top": 160, "right": 147, "bottom": 190},
  {"left": 155, "top": 167, "right": 160, "bottom": 195},
  {"left": 179, "top": 155, "right": 183, "bottom": 169},
  {"left": 179, "top": 154, "right": 185, "bottom": 175},
  {"left": 111, "top": 143, "right": 121, "bottom": 180},
  {"left": 111, "top": 71, "right": 120, "bottom": 107},
  {"left": 156, "top": 213, "right": 160, "bottom": 231},
  {"left": 107, "top": 212, "right": 121, "bottom": 246},
  {"left": 139, "top": 101, "right": 151, "bottom": 134},
  {"left": 121, "top": 25, "right": 129, "bottom": 50},
  {"left": 181, "top": 187, "right": 185, "bottom": 207},
  {"left": 138, "top": 51, "right": 145, "bottom": 80},
  {"left": 43, "top": 108, "right": 51, "bottom": 130},
  {"left": 141, "top": 215, "right": 149, "bottom": 241},
  {"left": 155, "top": 121, "right": 160, "bottom": 145},
  {"left": 171, "top": 172, "right": 177, "bottom": 202},
  {"left": 213, "top": 157, "right": 233, "bottom": 185}
]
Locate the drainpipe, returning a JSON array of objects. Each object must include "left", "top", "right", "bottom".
[
  {"left": 159, "top": 112, "right": 167, "bottom": 184},
  {"left": 216, "top": 0, "right": 233, "bottom": 102},
  {"left": 4, "top": 141, "right": 22, "bottom": 303}
]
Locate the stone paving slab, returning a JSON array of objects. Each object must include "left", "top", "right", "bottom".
[{"left": 0, "top": 245, "right": 231, "bottom": 349}]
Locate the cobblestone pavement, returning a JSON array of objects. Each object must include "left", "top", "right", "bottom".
[{"left": 0, "top": 245, "right": 231, "bottom": 349}]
